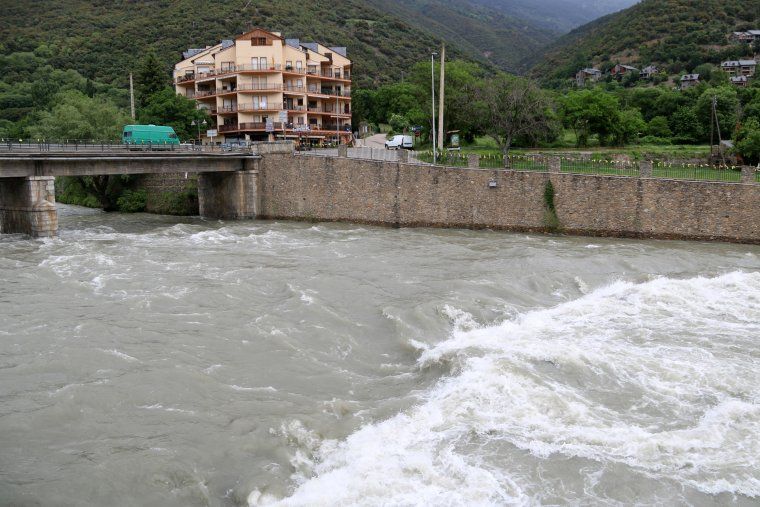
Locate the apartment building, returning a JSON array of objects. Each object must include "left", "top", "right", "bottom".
[{"left": 174, "top": 28, "right": 352, "bottom": 145}]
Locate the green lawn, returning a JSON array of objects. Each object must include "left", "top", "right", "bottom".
[{"left": 414, "top": 151, "right": 744, "bottom": 182}]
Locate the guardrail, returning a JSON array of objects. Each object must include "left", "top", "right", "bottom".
[{"left": 0, "top": 140, "right": 254, "bottom": 153}]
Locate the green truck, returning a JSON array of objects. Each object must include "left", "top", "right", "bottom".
[{"left": 122, "top": 125, "right": 180, "bottom": 148}]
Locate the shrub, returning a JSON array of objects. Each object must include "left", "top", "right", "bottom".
[{"left": 116, "top": 189, "right": 147, "bottom": 213}]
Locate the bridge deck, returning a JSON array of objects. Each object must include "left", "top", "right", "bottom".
[{"left": 0, "top": 153, "right": 258, "bottom": 178}]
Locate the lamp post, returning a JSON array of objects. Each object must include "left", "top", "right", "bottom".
[
  {"left": 431, "top": 51, "right": 438, "bottom": 165},
  {"left": 191, "top": 119, "right": 207, "bottom": 145}
]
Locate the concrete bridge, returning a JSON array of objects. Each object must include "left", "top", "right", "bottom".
[{"left": 0, "top": 152, "right": 264, "bottom": 237}]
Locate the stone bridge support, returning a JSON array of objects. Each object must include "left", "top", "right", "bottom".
[
  {"left": 197, "top": 159, "right": 260, "bottom": 219},
  {"left": 0, "top": 176, "right": 58, "bottom": 237}
]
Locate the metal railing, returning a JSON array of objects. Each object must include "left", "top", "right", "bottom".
[{"left": 652, "top": 162, "right": 743, "bottom": 182}]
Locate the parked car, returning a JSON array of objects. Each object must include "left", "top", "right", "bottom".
[{"left": 385, "top": 134, "right": 414, "bottom": 150}]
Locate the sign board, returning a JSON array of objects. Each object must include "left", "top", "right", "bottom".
[
  {"left": 294, "top": 125, "right": 310, "bottom": 133},
  {"left": 265, "top": 119, "right": 275, "bottom": 133},
  {"left": 450, "top": 133, "right": 460, "bottom": 148},
  {"left": 414, "top": 131, "right": 421, "bottom": 137},
  {"left": 206, "top": 129, "right": 218, "bottom": 137},
  {"left": 278, "top": 111, "right": 288, "bottom": 123}
]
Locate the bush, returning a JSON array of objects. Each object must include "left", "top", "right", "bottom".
[
  {"left": 151, "top": 189, "right": 198, "bottom": 215},
  {"left": 639, "top": 135, "right": 672, "bottom": 145},
  {"left": 56, "top": 176, "right": 101, "bottom": 208},
  {"left": 116, "top": 189, "right": 147, "bottom": 213}
]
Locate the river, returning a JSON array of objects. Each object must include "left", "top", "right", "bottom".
[{"left": 1, "top": 204, "right": 759, "bottom": 506}]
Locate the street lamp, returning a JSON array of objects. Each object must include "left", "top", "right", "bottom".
[
  {"left": 431, "top": 51, "right": 438, "bottom": 164},
  {"left": 191, "top": 119, "right": 207, "bottom": 145}
]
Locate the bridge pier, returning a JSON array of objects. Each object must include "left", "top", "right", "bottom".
[
  {"left": 198, "top": 164, "right": 259, "bottom": 220},
  {"left": 0, "top": 176, "right": 58, "bottom": 237}
]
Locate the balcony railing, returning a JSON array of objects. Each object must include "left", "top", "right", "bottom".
[
  {"left": 235, "top": 83, "right": 283, "bottom": 92},
  {"left": 284, "top": 104, "right": 305, "bottom": 111},
  {"left": 307, "top": 106, "right": 351, "bottom": 115},
  {"left": 283, "top": 85, "right": 306, "bottom": 93},
  {"left": 283, "top": 66, "right": 306, "bottom": 74},
  {"left": 175, "top": 74, "right": 196, "bottom": 84},
  {"left": 195, "top": 64, "right": 285, "bottom": 80},
  {"left": 238, "top": 103, "right": 282, "bottom": 112}
]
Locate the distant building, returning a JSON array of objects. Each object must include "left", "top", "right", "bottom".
[
  {"left": 730, "top": 75, "right": 749, "bottom": 87},
  {"left": 610, "top": 64, "right": 639, "bottom": 78},
  {"left": 731, "top": 30, "right": 760, "bottom": 43},
  {"left": 720, "top": 59, "right": 757, "bottom": 77},
  {"left": 679, "top": 74, "right": 700, "bottom": 89},
  {"left": 174, "top": 27, "right": 353, "bottom": 145},
  {"left": 641, "top": 65, "right": 659, "bottom": 79},
  {"left": 575, "top": 68, "right": 602, "bottom": 87}
]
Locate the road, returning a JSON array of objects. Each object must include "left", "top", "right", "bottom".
[{"left": 356, "top": 134, "right": 388, "bottom": 149}]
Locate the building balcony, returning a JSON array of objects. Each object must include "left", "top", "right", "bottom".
[
  {"left": 283, "top": 85, "right": 306, "bottom": 94},
  {"left": 306, "top": 107, "right": 351, "bottom": 116},
  {"left": 307, "top": 88, "right": 351, "bottom": 98},
  {"left": 211, "top": 106, "right": 239, "bottom": 115},
  {"left": 284, "top": 104, "right": 306, "bottom": 112},
  {"left": 238, "top": 103, "right": 283, "bottom": 113},
  {"left": 219, "top": 122, "right": 287, "bottom": 133},
  {"left": 174, "top": 74, "right": 196, "bottom": 84}
]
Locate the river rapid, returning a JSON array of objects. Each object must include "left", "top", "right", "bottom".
[{"left": 1, "top": 204, "right": 759, "bottom": 506}]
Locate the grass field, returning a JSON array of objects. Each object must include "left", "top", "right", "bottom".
[{"left": 414, "top": 151, "right": 746, "bottom": 182}]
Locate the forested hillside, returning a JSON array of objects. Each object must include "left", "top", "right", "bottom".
[
  {"left": 531, "top": 0, "right": 760, "bottom": 85},
  {"left": 471, "top": 0, "right": 638, "bottom": 33},
  {"left": 0, "top": 0, "right": 565, "bottom": 89},
  {"left": 365, "top": 0, "right": 555, "bottom": 72}
]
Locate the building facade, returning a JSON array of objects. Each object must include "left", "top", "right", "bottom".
[{"left": 174, "top": 28, "right": 352, "bottom": 145}]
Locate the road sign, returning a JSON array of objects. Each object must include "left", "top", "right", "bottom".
[
  {"left": 206, "top": 129, "right": 218, "bottom": 137},
  {"left": 265, "top": 119, "right": 274, "bottom": 133},
  {"left": 278, "top": 111, "right": 288, "bottom": 123}
]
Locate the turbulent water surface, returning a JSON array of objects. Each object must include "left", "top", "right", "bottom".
[{"left": 1, "top": 204, "right": 759, "bottom": 506}]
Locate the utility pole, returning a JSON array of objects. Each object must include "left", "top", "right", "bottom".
[
  {"left": 431, "top": 51, "right": 438, "bottom": 164},
  {"left": 437, "top": 44, "right": 445, "bottom": 152},
  {"left": 129, "top": 73, "right": 136, "bottom": 120}
]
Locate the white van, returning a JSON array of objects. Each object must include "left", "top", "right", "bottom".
[{"left": 385, "top": 134, "right": 414, "bottom": 150}]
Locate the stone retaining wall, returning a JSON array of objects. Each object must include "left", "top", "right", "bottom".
[{"left": 257, "top": 154, "right": 760, "bottom": 244}]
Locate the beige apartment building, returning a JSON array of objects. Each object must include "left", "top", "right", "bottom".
[{"left": 174, "top": 28, "right": 352, "bottom": 145}]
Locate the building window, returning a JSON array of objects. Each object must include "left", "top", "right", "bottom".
[
  {"left": 252, "top": 37, "right": 267, "bottom": 46},
  {"left": 260, "top": 57, "right": 267, "bottom": 69},
  {"left": 286, "top": 60, "right": 293, "bottom": 70},
  {"left": 296, "top": 60, "right": 303, "bottom": 70}
]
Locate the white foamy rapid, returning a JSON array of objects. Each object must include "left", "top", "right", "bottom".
[{"left": 251, "top": 272, "right": 760, "bottom": 506}]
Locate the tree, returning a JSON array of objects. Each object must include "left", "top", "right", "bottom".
[
  {"left": 670, "top": 106, "right": 703, "bottom": 144},
  {"left": 735, "top": 118, "right": 760, "bottom": 165},
  {"left": 559, "top": 89, "right": 620, "bottom": 146},
  {"left": 476, "top": 74, "right": 557, "bottom": 160},
  {"left": 27, "top": 89, "right": 130, "bottom": 140},
  {"left": 648, "top": 116, "right": 672, "bottom": 138},
  {"left": 136, "top": 50, "right": 168, "bottom": 107},
  {"left": 388, "top": 113, "right": 410, "bottom": 134},
  {"left": 614, "top": 108, "right": 647, "bottom": 145},
  {"left": 138, "top": 87, "right": 209, "bottom": 141}
]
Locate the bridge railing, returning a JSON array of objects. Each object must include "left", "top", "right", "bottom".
[{"left": 0, "top": 139, "right": 257, "bottom": 153}]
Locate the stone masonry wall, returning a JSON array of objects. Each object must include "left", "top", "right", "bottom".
[
  {"left": 258, "top": 154, "right": 760, "bottom": 244},
  {"left": 137, "top": 173, "right": 199, "bottom": 215}
]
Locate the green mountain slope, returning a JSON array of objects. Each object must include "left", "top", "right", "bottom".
[
  {"left": 530, "top": 0, "right": 760, "bottom": 85},
  {"left": 0, "top": 0, "right": 559, "bottom": 89},
  {"left": 471, "top": 0, "right": 638, "bottom": 33},
  {"left": 365, "top": 0, "right": 556, "bottom": 73}
]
